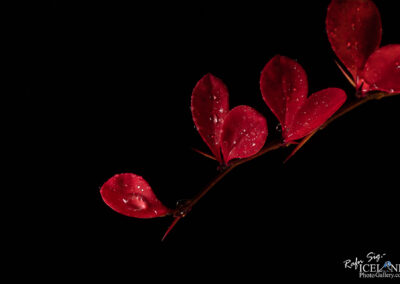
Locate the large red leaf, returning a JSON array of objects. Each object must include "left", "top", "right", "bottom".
[
  {"left": 100, "top": 173, "right": 171, "bottom": 218},
  {"left": 361, "top": 44, "right": 400, "bottom": 93},
  {"left": 326, "top": 0, "right": 382, "bottom": 85},
  {"left": 285, "top": 88, "right": 347, "bottom": 142},
  {"left": 220, "top": 105, "right": 267, "bottom": 164},
  {"left": 260, "top": 55, "right": 308, "bottom": 138},
  {"left": 260, "top": 55, "right": 347, "bottom": 142},
  {"left": 191, "top": 73, "right": 229, "bottom": 163}
]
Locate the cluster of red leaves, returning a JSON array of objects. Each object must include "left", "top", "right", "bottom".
[
  {"left": 261, "top": 55, "right": 346, "bottom": 142},
  {"left": 191, "top": 74, "right": 268, "bottom": 164},
  {"left": 326, "top": 0, "right": 400, "bottom": 94},
  {"left": 191, "top": 73, "right": 268, "bottom": 165},
  {"left": 100, "top": 0, "right": 399, "bottom": 220}
]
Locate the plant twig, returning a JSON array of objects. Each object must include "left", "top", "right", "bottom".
[{"left": 161, "top": 91, "right": 399, "bottom": 240}]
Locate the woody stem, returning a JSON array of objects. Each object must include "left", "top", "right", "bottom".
[{"left": 163, "top": 91, "right": 399, "bottom": 240}]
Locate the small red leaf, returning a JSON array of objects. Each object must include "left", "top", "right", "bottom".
[
  {"left": 220, "top": 105, "right": 268, "bottom": 164},
  {"left": 260, "top": 56, "right": 347, "bottom": 142},
  {"left": 260, "top": 55, "right": 308, "bottom": 138},
  {"left": 191, "top": 73, "right": 229, "bottom": 163},
  {"left": 100, "top": 173, "right": 171, "bottom": 218},
  {"left": 361, "top": 44, "right": 400, "bottom": 93},
  {"left": 326, "top": 0, "right": 382, "bottom": 84},
  {"left": 285, "top": 88, "right": 347, "bottom": 142}
]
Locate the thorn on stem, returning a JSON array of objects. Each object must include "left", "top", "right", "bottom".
[
  {"left": 192, "top": 148, "right": 216, "bottom": 160},
  {"left": 283, "top": 130, "right": 317, "bottom": 163},
  {"left": 161, "top": 217, "right": 181, "bottom": 242},
  {"left": 334, "top": 60, "right": 356, "bottom": 88}
]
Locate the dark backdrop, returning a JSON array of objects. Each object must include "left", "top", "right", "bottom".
[{"left": 21, "top": 0, "right": 399, "bottom": 281}]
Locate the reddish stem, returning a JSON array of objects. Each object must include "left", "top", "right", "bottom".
[{"left": 161, "top": 91, "right": 399, "bottom": 240}]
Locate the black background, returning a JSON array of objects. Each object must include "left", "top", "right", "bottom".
[{"left": 20, "top": 0, "right": 399, "bottom": 281}]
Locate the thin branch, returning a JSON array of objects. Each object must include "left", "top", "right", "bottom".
[{"left": 161, "top": 91, "right": 399, "bottom": 240}]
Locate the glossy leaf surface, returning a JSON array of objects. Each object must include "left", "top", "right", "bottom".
[
  {"left": 285, "top": 88, "right": 347, "bottom": 141},
  {"left": 221, "top": 105, "right": 268, "bottom": 163},
  {"left": 191, "top": 73, "right": 229, "bottom": 163},
  {"left": 100, "top": 173, "right": 171, "bottom": 218},
  {"left": 361, "top": 45, "right": 400, "bottom": 93},
  {"left": 261, "top": 55, "right": 347, "bottom": 142},
  {"left": 326, "top": 0, "right": 382, "bottom": 85}
]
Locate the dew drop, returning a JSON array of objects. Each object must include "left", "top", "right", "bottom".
[
  {"left": 219, "top": 108, "right": 224, "bottom": 113},
  {"left": 346, "top": 42, "right": 352, "bottom": 48},
  {"left": 389, "top": 89, "right": 395, "bottom": 93},
  {"left": 275, "top": 123, "right": 281, "bottom": 132},
  {"left": 126, "top": 194, "right": 147, "bottom": 211},
  {"left": 252, "top": 143, "right": 256, "bottom": 147},
  {"left": 351, "top": 23, "right": 356, "bottom": 31}
]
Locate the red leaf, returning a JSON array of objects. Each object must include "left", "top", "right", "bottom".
[
  {"left": 326, "top": 0, "right": 382, "bottom": 85},
  {"left": 260, "top": 55, "right": 308, "bottom": 138},
  {"left": 100, "top": 173, "right": 171, "bottom": 218},
  {"left": 220, "top": 105, "right": 268, "bottom": 164},
  {"left": 285, "top": 88, "right": 347, "bottom": 142},
  {"left": 191, "top": 73, "right": 229, "bottom": 163},
  {"left": 260, "top": 56, "right": 347, "bottom": 142},
  {"left": 361, "top": 44, "right": 400, "bottom": 93}
]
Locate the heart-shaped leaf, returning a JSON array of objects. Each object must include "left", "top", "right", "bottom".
[
  {"left": 100, "top": 173, "right": 171, "bottom": 218},
  {"left": 260, "top": 55, "right": 308, "bottom": 139},
  {"left": 361, "top": 44, "right": 400, "bottom": 93},
  {"left": 221, "top": 105, "right": 268, "bottom": 164},
  {"left": 326, "top": 0, "right": 382, "bottom": 86},
  {"left": 191, "top": 73, "right": 229, "bottom": 163},
  {"left": 260, "top": 55, "right": 347, "bottom": 143}
]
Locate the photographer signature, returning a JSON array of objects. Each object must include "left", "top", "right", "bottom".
[{"left": 344, "top": 252, "right": 386, "bottom": 269}]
